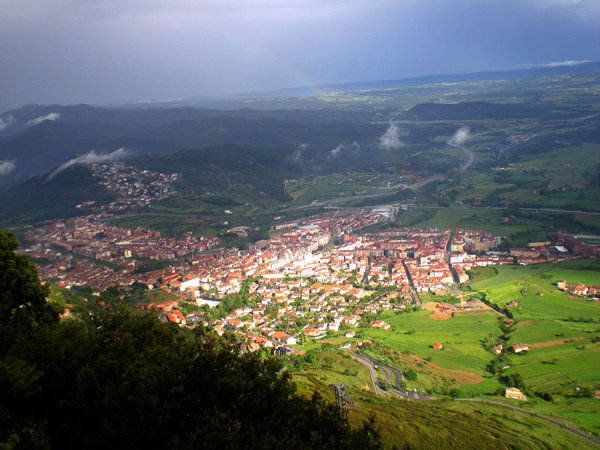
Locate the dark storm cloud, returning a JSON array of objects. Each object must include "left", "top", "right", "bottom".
[{"left": 0, "top": 0, "right": 599, "bottom": 111}]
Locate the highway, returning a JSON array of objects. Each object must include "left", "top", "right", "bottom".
[
  {"left": 285, "top": 138, "right": 475, "bottom": 212},
  {"left": 346, "top": 351, "right": 430, "bottom": 401},
  {"left": 447, "top": 141, "right": 475, "bottom": 174},
  {"left": 347, "top": 350, "right": 599, "bottom": 446}
]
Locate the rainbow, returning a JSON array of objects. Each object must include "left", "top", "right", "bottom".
[{"left": 218, "top": 26, "right": 329, "bottom": 97}]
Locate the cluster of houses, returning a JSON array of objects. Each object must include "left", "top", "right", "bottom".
[
  {"left": 22, "top": 215, "right": 220, "bottom": 290},
  {"left": 24, "top": 215, "right": 220, "bottom": 263},
  {"left": 508, "top": 233, "right": 599, "bottom": 265},
  {"left": 557, "top": 281, "right": 600, "bottom": 299},
  {"left": 23, "top": 204, "right": 600, "bottom": 358},
  {"left": 103, "top": 225, "right": 506, "bottom": 348},
  {"left": 89, "top": 163, "right": 178, "bottom": 212}
]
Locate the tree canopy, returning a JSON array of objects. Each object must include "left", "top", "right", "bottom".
[
  {"left": 0, "top": 230, "right": 58, "bottom": 355},
  {"left": 0, "top": 230, "right": 382, "bottom": 449}
]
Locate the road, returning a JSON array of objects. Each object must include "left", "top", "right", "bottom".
[
  {"left": 447, "top": 141, "right": 475, "bottom": 174},
  {"left": 401, "top": 260, "right": 421, "bottom": 306},
  {"left": 405, "top": 204, "right": 600, "bottom": 217},
  {"left": 347, "top": 351, "right": 430, "bottom": 401},
  {"left": 457, "top": 399, "right": 600, "bottom": 447},
  {"left": 444, "top": 234, "right": 461, "bottom": 293},
  {"left": 347, "top": 351, "right": 598, "bottom": 446},
  {"left": 286, "top": 174, "right": 446, "bottom": 212}
]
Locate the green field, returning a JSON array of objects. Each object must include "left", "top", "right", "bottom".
[
  {"left": 144, "top": 290, "right": 180, "bottom": 302},
  {"left": 285, "top": 174, "right": 395, "bottom": 207},
  {"left": 360, "top": 309, "right": 501, "bottom": 386},
  {"left": 293, "top": 351, "right": 599, "bottom": 449},
  {"left": 460, "top": 260, "right": 600, "bottom": 436}
]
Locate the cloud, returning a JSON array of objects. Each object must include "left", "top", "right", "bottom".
[
  {"left": 46, "top": 148, "right": 132, "bottom": 181},
  {"left": 0, "top": 115, "right": 15, "bottom": 131},
  {"left": 449, "top": 127, "right": 471, "bottom": 146},
  {"left": 527, "top": 0, "right": 587, "bottom": 7},
  {"left": 0, "top": 160, "right": 16, "bottom": 176},
  {"left": 27, "top": 112, "right": 61, "bottom": 127},
  {"left": 327, "top": 141, "right": 360, "bottom": 161},
  {"left": 379, "top": 123, "right": 404, "bottom": 151},
  {"left": 525, "top": 59, "right": 592, "bottom": 68},
  {"left": 291, "top": 143, "right": 308, "bottom": 165}
]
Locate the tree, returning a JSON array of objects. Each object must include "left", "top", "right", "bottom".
[
  {"left": 404, "top": 369, "right": 418, "bottom": 381},
  {"left": 0, "top": 230, "right": 59, "bottom": 447},
  {"left": 7, "top": 307, "right": 382, "bottom": 449},
  {"left": 0, "top": 230, "right": 59, "bottom": 355},
  {"left": 0, "top": 229, "right": 383, "bottom": 449},
  {"left": 505, "top": 373, "right": 525, "bottom": 390},
  {"left": 505, "top": 204, "right": 522, "bottom": 218}
]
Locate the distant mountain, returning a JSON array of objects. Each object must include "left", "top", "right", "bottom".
[
  {"left": 0, "top": 120, "right": 178, "bottom": 181},
  {"left": 0, "top": 136, "right": 393, "bottom": 224},
  {"left": 0, "top": 109, "right": 382, "bottom": 181},
  {"left": 0, "top": 104, "right": 372, "bottom": 136},
  {"left": 1, "top": 62, "right": 598, "bottom": 186},
  {"left": 121, "top": 62, "right": 600, "bottom": 108}
]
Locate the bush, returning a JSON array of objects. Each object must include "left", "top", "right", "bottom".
[
  {"left": 0, "top": 231, "right": 383, "bottom": 449},
  {"left": 404, "top": 369, "right": 418, "bottom": 381}
]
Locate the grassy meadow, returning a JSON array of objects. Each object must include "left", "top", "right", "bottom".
[
  {"left": 292, "top": 348, "right": 599, "bottom": 449},
  {"left": 461, "top": 260, "right": 600, "bottom": 436}
]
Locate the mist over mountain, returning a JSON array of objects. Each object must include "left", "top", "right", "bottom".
[
  {"left": 0, "top": 109, "right": 384, "bottom": 182},
  {"left": 1, "top": 64, "right": 600, "bottom": 225},
  {"left": 1, "top": 63, "right": 598, "bottom": 184}
]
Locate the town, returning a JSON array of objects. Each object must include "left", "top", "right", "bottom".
[
  {"left": 78, "top": 163, "right": 178, "bottom": 212},
  {"left": 19, "top": 209, "right": 599, "bottom": 355}
]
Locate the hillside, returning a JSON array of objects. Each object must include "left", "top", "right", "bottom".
[
  {"left": 0, "top": 166, "right": 115, "bottom": 224},
  {"left": 0, "top": 112, "right": 382, "bottom": 181},
  {"left": 295, "top": 365, "right": 599, "bottom": 450},
  {"left": 3, "top": 230, "right": 597, "bottom": 450}
]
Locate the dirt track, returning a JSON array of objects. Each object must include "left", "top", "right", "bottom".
[
  {"left": 423, "top": 302, "right": 453, "bottom": 320},
  {"left": 531, "top": 337, "right": 585, "bottom": 348},
  {"left": 409, "top": 354, "right": 483, "bottom": 386}
]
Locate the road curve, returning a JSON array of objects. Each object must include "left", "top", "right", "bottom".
[
  {"left": 347, "top": 351, "right": 431, "bottom": 401},
  {"left": 447, "top": 141, "right": 475, "bottom": 173},
  {"left": 347, "top": 351, "right": 385, "bottom": 396},
  {"left": 346, "top": 351, "right": 599, "bottom": 446}
]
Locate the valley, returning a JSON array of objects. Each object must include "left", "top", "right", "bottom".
[{"left": 2, "top": 64, "right": 600, "bottom": 449}]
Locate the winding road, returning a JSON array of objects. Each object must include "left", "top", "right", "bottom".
[
  {"left": 447, "top": 141, "right": 475, "bottom": 174},
  {"left": 346, "top": 350, "right": 599, "bottom": 447},
  {"left": 347, "top": 351, "right": 385, "bottom": 396},
  {"left": 346, "top": 351, "right": 430, "bottom": 401},
  {"left": 286, "top": 138, "right": 476, "bottom": 211}
]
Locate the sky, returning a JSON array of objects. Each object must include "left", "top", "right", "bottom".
[{"left": 1, "top": 0, "right": 599, "bottom": 111}]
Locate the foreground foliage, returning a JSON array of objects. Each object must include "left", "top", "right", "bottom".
[{"left": 0, "top": 230, "right": 381, "bottom": 449}]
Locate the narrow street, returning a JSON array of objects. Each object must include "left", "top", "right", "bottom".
[{"left": 401, "top": 260, "right": 421, "bottom": 306}]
